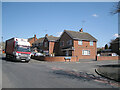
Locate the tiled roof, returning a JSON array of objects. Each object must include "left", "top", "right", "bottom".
[
  {"left": 46, "top": 35, "right": 59, "bottom": 41},
  {"left": 111, "top": 37, "right": 120, "bottom": 44},
  {"left": 33, "top": 37, "right": 44, "bottom": 44},
  {"left": 28, "top": 37, "right": 34, "bottom": 42},
  {"left": 64, "top": 30, "right": 97, "bottom": 41}
]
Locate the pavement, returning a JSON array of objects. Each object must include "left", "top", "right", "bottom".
[
  {"left": 1, "top": 55, "right": 120, "bottom": 88},
  {"left": 95, "top": 64, "right": 120, "bottom": 82}
]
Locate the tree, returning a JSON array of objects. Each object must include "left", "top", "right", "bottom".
[
  {"left": 109, "top": 45, "right": 112, "bottom": 49},
  {"left": 111, "top": 2, "right": 120, "bottom": 14},
  {"left": 105, "top": 44, "right": 109, "bottom": 49},
  {"left": 109, "top": 39, "right": 114, "bottom": 49}
]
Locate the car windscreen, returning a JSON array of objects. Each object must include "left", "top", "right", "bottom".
[{"left": 17, "top": 45, "right": 30, "bottom": 52}]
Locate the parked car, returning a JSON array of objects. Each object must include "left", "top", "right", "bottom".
[
  {"left": 34, "top": 52, "right": 44, "bottom": 56},
  {"left": 31, "top": 52, "right": 36, "bottom": 56}
]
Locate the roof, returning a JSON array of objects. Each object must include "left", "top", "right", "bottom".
[
  {"left": 28, "top": 37, "right": 34, "bottom": 42},
  {"left": 111, "top": 37, "right": 120, "bottom": 44},
  {"left": 46, "top": 35, "right": 59, "bottom": 41},
  {"left": 64, "top": 30, "right": 97, "bottom": 41},
  {"left": 33, "top": 37, "right": 44, "bottom": 44}
]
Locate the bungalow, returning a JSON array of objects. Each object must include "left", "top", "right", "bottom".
[{"left": 57, "top": 28, "right": 97, "bottom": 61}]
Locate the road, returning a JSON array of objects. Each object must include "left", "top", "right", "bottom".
[{"left": 2, "top": 56, "right": 119, "bottom": 88}]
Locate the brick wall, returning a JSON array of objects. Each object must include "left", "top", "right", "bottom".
[
  {"left": 54, "top": 42, "right": 59, "bottom": 56},
  {"left": 49, "top": 41, "right": 55, "bottom": 54},
  {"left": 97, "top": 56, "right": 120, "bottom": 60},
  {"left": 29, "top": 36, "right": 37, "bottom": 46},
  {"left": 32, "top": 56, "right": 77, "bottom": 62},
  {"left": 58, "top": 32, "right": 73, "bottom": 56},
  {"left": 42, "top": 37, "right": 56, "bottom": 55},
  {"left": 58, "top": 32, "right": 97, "bottom": 60},
  {"left": 73, "top": 40, "right": 97, "bottom": 61},
  {"left": 43, "top": 37, "right": 49, "bottom": 51}
]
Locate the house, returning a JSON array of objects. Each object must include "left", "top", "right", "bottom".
[
  {"left": 28, "top": 34, "right": 37, "bottom": 46},
  {"left": 42, "top": 34, "right": 59, "bottom": 56},
  {"left": 32, "top": 37, "right": 44, "bottom": 52},
  {"left": 57, "top": 28, "right": 97, "bottom": 61},
  {"left": 110, "top": 37, "right": 120, "bottom": 55}
]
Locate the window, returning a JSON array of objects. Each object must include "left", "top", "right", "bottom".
[
  {"left": 67, "top": 40, "right": 72, "bottom": 45},
  {"left": 78, "top": 40, "right": 82, "bottom": 45},
  {"left": 44, "top": 42, "right": 48, "bottom": 47},
  {"left": 90, "top": 41, "right": 93, "bottom": 46},
  {"left": 82, "top": 50, "right": 90, "bottom": 55},
  {"left": 60, "top": 41, "right": 64, "bottom": 47},
  {"left": 69, "top": 40, "right": 72, "bottom": 45}
]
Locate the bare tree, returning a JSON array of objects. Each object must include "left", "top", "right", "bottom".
[{"left": 111, "top": 2, "right": 120, "bottom": 14}]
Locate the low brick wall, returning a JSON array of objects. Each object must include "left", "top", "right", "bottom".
[
  {"left": 97, "top": 56, "right": 120, "bottom": 60},
  {"left": 32, "top": 56, "right": 77, "bottom": 62}
]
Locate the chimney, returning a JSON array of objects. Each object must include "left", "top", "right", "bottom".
[
  {"left": 34, "top": 34, "right": 36, "bottom": 38},
  {"left": 79, "top": 28, "right": 83, "bottom": 32},
  {"left": 45, "top": 34, "right": 48, "bottom": 37},
  {"left": 34, "top": 34, "right": 36, "bottom": 41}
]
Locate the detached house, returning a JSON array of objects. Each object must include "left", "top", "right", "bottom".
[
  {"left": 58, "top": 28, "right": 97, "bottom": 60},
  {"left": 42, "top": 34, "right": 59, "bottom": 56}
]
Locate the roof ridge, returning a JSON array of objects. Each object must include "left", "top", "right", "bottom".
[
  {"left": 47, "top": 35, "right": 59, "bottom": 38},
  {"left": 64, "top": 29, "right": 88, "bottom": 34},
  {"left": 64, "top": 29, "right": 97, "bottom": 41},
  {"left": 38, "top": 37, "right": 44, "bottom": 39}
]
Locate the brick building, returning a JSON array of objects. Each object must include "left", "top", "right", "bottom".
[
  {"left": 57, "top": 28, "right": 97, "bottom": 61},
  {"left": 28, "top": 35, "right": 37, "bottom": 46},
  {"left": 42, "top": 34, "right": 59, "bottom": 56},
  {"left": 32, "top": 37, "right": 44, "bottom": 52}
]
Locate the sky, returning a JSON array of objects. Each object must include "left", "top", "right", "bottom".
[{"left": 2, "top": 2, "right": 118, "bottom": 47}]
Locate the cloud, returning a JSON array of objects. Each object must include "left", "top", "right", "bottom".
[
  {"left": 113, "top": 33, "right": 120, "bottom": 37},
  {"left": 92, "top": 14, "right": 99, "bottom": 17},
  {"left": 55, "top": 32, "right": 63, "bottom": 37}
]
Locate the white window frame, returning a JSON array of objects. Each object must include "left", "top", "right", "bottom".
[
  {"left": 78, "top": 40, "right": 82, "bottom": 45},
  {"left": 82, "top": 50, "right": 90, "bottom": 55},
  {"left": 90, "top": 41, "right": 93, "bottom": 46}
]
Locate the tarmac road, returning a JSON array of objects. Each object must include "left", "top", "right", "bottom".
[{"left": 2, "top": 57, "right": 119, "bottom": 88}]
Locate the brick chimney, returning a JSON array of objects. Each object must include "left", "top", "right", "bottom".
[
  {"left": 79, "top": 28, "right": 83, "bottom": 32},
  {"left": 34, "top": 34, "right": 36, "bottom": 38},
  {"left": 34, "top": 34, "right": 36, "bottom": 41},
  {"left": 45, "top": 34, "right": 48, "bottom": 37}
]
